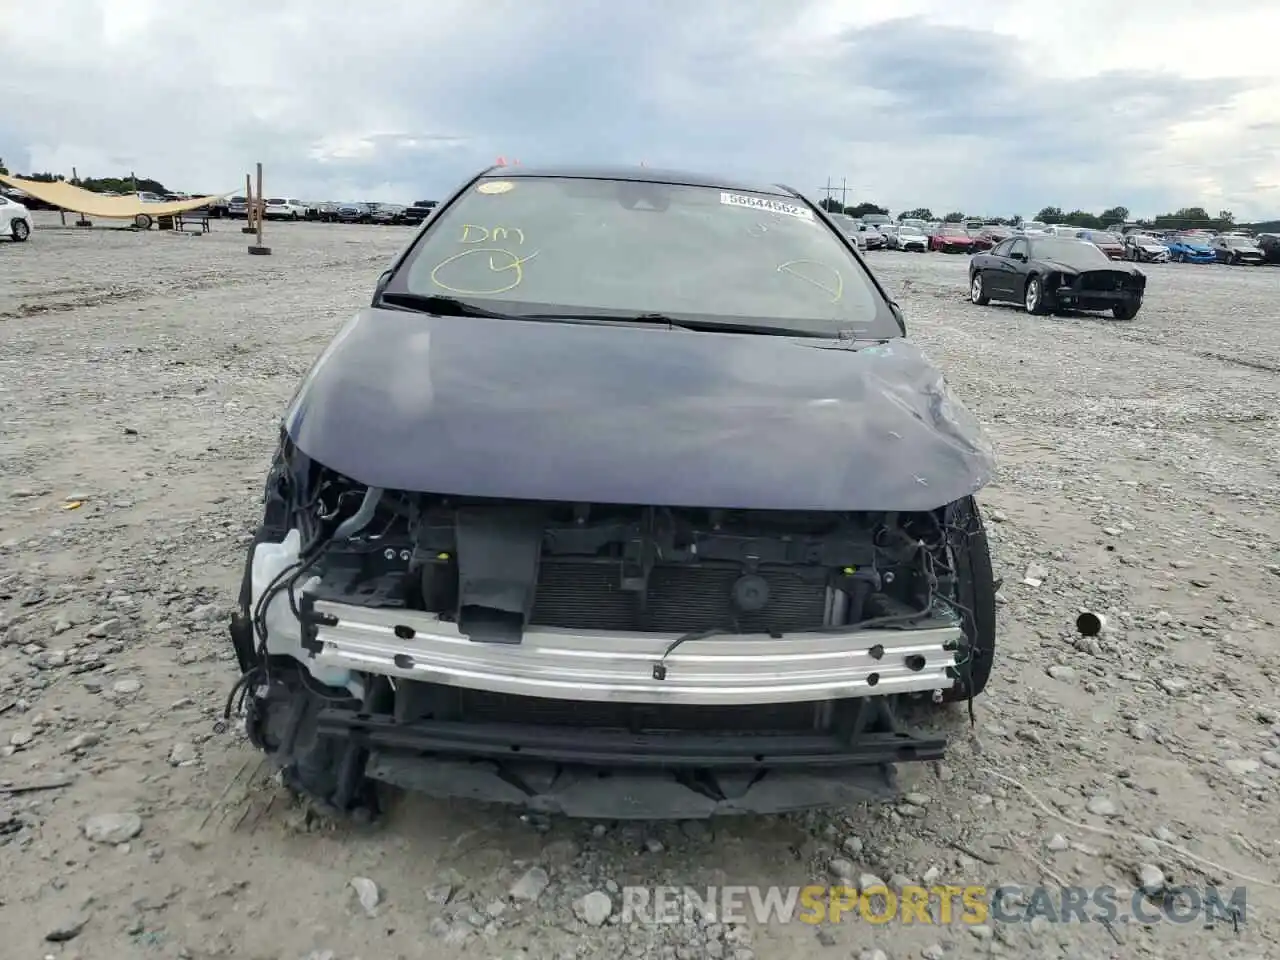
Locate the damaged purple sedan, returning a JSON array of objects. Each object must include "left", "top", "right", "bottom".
[{"left": 226, "top": 164, "right": 997, "bottom": 820}]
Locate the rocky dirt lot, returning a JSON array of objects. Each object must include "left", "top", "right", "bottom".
[{"left": 1, "top": 214, "right": 1278, "bottom": 960}]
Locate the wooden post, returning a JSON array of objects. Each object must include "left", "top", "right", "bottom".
[
  {"left": 62, "top": 169, "right": 75, "bottom": 226},
  {"left": 248, "top": 162, "right": 271, "bottom": 255},
  {"left": 242, "top": 173, "right": 255, "bottom": 233},
  {"left": 255, "top": 163, "right": 264, "bottom": 244}
]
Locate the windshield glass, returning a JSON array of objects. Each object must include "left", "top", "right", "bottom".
[
  {"left": 1228, "top": 237, "right": 1255, "bottom": 247},
  {"left": 899, "top": 226, "right": 923, "bottom": 236},
  {"left": 389, "top": 176, "right": 897, "bottom": 338},
  {"left": 1090, "top": 232, "right": 1121, "bottom": 243},
  {"left": 940, "top": 224, "right": 967, "bottom": 235},
  {"left": 266, "top": 198, "right": 285, "bottom": 204},
  {"left": 1133, "top": 235, "right": 1161, "bottom": 245},
  {"left": 1028, "top": 238, "right": 1112, "bottom": 267}
]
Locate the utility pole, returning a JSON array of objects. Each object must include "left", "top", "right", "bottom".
[
  {"left": 840, "top": 177, "right": 848, "bottom": 209},
  {"left": 248, "top": 162, "right": 271, "bottom": 255}
]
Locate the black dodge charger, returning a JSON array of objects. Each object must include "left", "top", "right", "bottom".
[
  {"left": 226, "top": 163, "right": 998, "bottom": 820},
  {"left": 968, "top": 235, "right": 1146, "bottom": 320}
]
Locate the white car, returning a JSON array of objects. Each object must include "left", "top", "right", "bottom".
[
  {"left": 0, "top": 193, "right": 33, "bottom": 242},
  {"left": 263, "top": 198, "right": 308, "bottom": 220},
  {"left": 1123, "top": 233, "right": 1171, "bottom": 263},
  {"left": 889, "top": 224, "right": 929, "bottom": 252}
]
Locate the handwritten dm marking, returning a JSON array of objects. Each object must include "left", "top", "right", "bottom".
[
  {"left": 459, "top": 223, "right": 526, "bottom": 246},
  {"left": 432, "top": 222, "right": 539, "bottom": 295}
]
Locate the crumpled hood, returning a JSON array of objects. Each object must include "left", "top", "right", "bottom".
[{"left": 283, "top": 308, "right": 995, "bottom": 512}]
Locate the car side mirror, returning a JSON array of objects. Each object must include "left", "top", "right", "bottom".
[
  {"left": 371, "top": 269, "right": 393, "bottom": 304},
  {"left": 888, "top": 301, "right": 906, "bottom": 333}
]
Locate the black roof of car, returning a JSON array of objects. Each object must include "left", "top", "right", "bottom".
[{"left": 478, "top": 164, "right": 797, "bottom": 198}]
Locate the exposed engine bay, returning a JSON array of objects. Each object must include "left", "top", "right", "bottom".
[{"left": 227, "top": 439, "right": 991, "bottom": 818}]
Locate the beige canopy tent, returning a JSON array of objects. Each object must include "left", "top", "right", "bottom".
[{"left": 0, "top": 174, "right": 224, "bottom": 218}]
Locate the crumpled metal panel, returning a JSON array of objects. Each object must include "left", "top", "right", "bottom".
[{"left": 284, "top": 308, "right": 994, "bottom": 512}]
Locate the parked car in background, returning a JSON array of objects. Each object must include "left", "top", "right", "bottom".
[
  {"left": 264, "top": 198, "right": 308, "bottom": 220},
  {"left": 828, "top": 214, "right": 868, "bottom": 251},
  {"left": 0, "top": 192, "right": 33, "bottom": 242},
  {"left": 401, "top": 200, "right": 438, "bottom": 226},
  {"left": 336, "top": 202, "right": 372, "bottom": 223},
  {"left": 1122, "top": 233, "right": 1170, "bottom": 263},
  {"left": 1212, "top": 234, "right": 1265, "bottom": 265},
  {"left": 227, "top": 195, "right": 249, "bottom": 218},
  {"left": 1017, "top": 221, "right": 1048, "bottom": 235},
  {"left": 931, "top": 223, "right": 976, "bottom": 253},
  {"left": 860, "top": 213, "right": 892, "bottom": 228},
  {"left": 1164, "top": 233, "right": 1216, "bottom": 263},
  {"left": 1075, "top": 230, "right": 1125, "bottom": 260},
  {"left": 369, "top": 202, "right": 408, "bottom": 224},
  {"left": 889, "top": 224, "right": 929, "bottom": 252},
  {"left": 976, "top": 226, "right": 1010, "bottom": 249},
  {"left": 965, "top": 227, "right": 996, "bottom": 252},
  {"left": 305, "top": 201, "right": 340, "bottom": 222},
  {"left": 969, "top": 236, "right": 1145, "bottom": 320},
  {"left": 1257, "top": 234, "right": 1280, "bottom": 265},
  {"left": 856, "top": 222, "right": 887, "bottom": 250}
]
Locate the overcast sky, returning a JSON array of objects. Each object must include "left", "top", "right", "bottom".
[{"left": 2, "top": 0, "right": 1278, "bottom": 219}]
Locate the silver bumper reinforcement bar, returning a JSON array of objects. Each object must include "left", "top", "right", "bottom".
[{"left": 308, "top": 600, "right": 962, "bottom": 706}]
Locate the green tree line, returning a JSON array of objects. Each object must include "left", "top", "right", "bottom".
[
  {"left": 0, "top": 159, "right": 169, "bottom": 195},
  {"left": 819, "top": 196, "right": 1273, "bottom": 232}
]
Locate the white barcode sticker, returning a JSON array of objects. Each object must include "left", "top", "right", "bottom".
[{"left": 720, "top": 192, "right": 815, "bottom": 222}]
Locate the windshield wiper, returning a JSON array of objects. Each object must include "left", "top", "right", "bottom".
[
  {"left": 523, "top": 312, "right": 835, "bottom": 338},
  {"left": 378, "top": 292, "right": 520, "bottom": 319},
  {"left": 379, "top": 296, "right": 837, "bottom": 338}
]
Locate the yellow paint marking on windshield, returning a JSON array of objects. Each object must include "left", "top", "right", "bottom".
[
  {"left": 777, "top": 260, "right": 844, "bottom": 303},
  {"left": 458, "top": 224, "right": 525, "bottom": 245},
  {"left": 431, "top": 247, "right": 540, "bottom": 296}
]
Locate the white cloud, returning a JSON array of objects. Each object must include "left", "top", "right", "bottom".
[{"left": 1, "top": 1, "right": 1277, "bottom": 219}]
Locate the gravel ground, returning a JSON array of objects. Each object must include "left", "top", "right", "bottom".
[{"left": 2, "top": 214, "right": 1278, "bottom": 960}]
